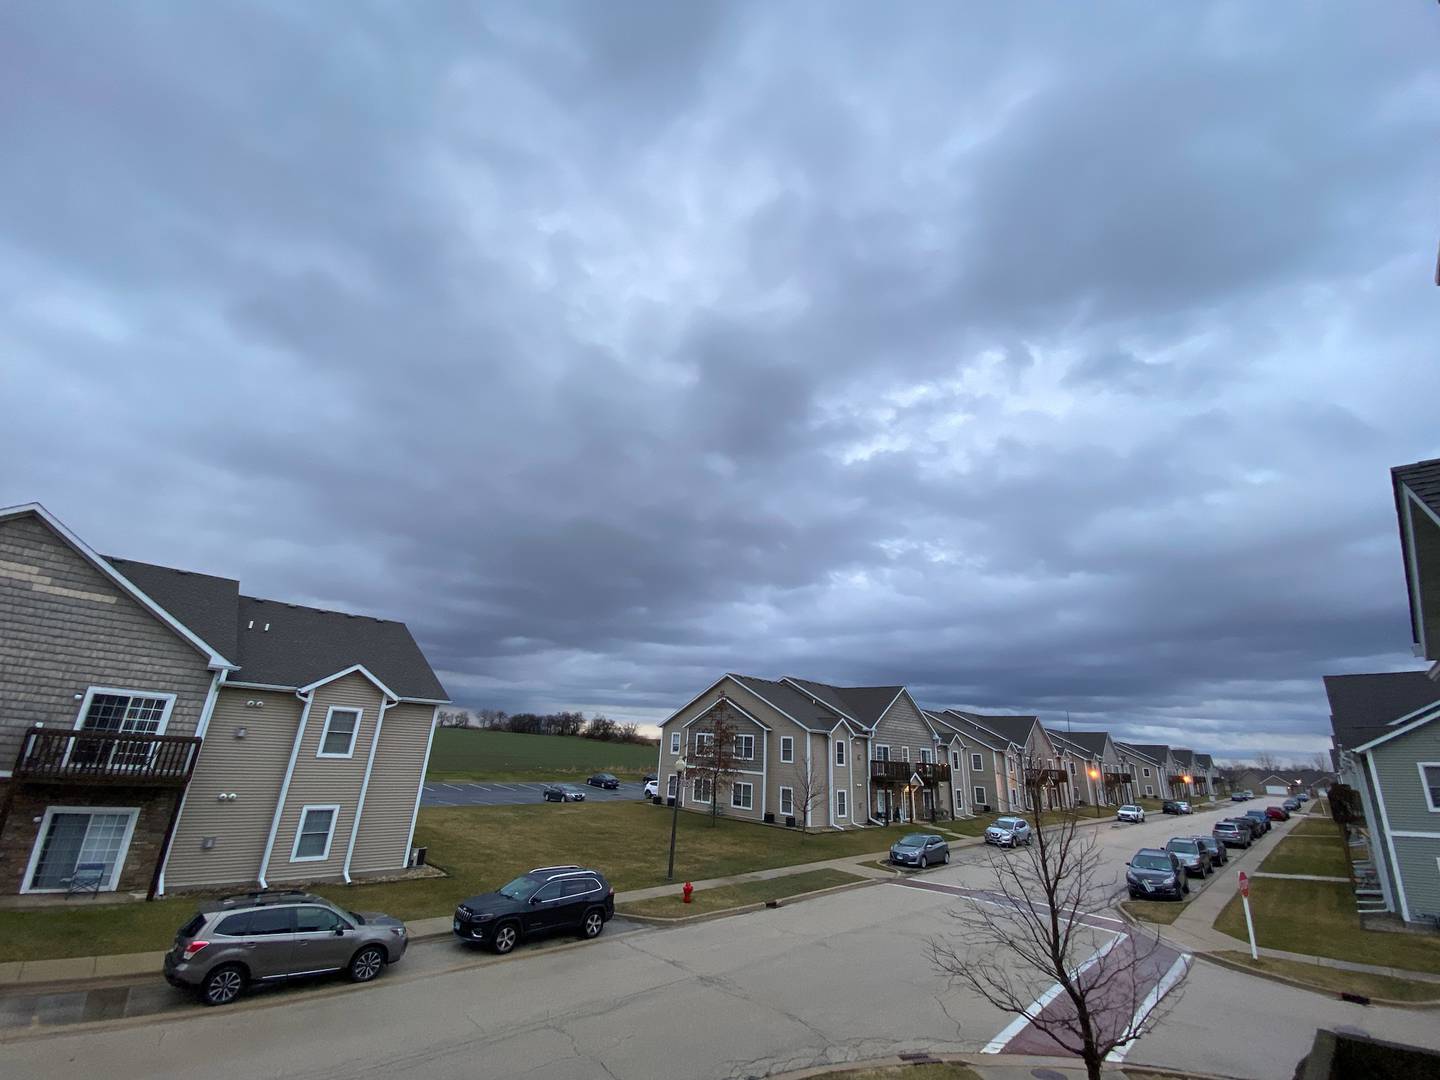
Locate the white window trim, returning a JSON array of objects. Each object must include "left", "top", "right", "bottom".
[
  {"left": 901, "top": 747, "right": 911, "bottom": 762},
  {"left": 731, "top": 781, "right": 754, "bottom": 810},
  {"left": 1143, "top": 767, "right": 1151, "bottom": 777},
  {"left": 317, "top": 706, "right": 362, "bottom": 759},
  {"left": 835, "top": 788, "right": 848, "bottom": 819},
  {"left": 670, "top": 731, "right": 680, "bottom": 754},
  {"left": 666, "top": 773, "right": 678, "bottom": 796},
  {"left": 692, "top": 776, "right": 713, "bottom": 802},
  {"left": 971, "top": 753, "right": 983, "bottom": 772},
  {"left": 735, "top": 734, "right": 755, "bottom": 761},
  {"left": 72, "top": 686, "right": 177, "bottom": 735},
  {"left": 835, "top": 739, "right": 847, "bottom": 767},
  {"left": 1419, "top": 762, "right": 1440, "bottom": 812},
  {"left": 1145, "top": 785, "right": 1154, "bottom": 797},
  {"left": 780, "top": 736, "right": 794, "bottom": 763},
  {"left": 874, "top": 743, "right": 890, "bottom": 761},
  {"left": 291, "top": 804, "right": 341, "bottom": 863},
  {"left": 919, "top": 748, "right": 932, "bottom": 764},
  {"left": 974, "top": 786, "right": 986, "bottom": 805},
  {"left": 694, "top": 732, "right": 714, "bottom": 754},
  {"left": 21, "top": 806, "right": 140, "bottom": 894},
  {"left": 779, "top": 786, "right": 794, "bottom": 816}
]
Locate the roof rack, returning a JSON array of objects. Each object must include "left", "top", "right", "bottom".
[
  {"left": 529, "top": 865, "right": 584, "bottom": 874},
  {"left": 217, "top": 889, "right": 312, "bottom": 907}
]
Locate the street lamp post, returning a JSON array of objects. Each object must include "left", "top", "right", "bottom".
[{"left": 666, "top": 757, "right": 688, "bottom": 881}]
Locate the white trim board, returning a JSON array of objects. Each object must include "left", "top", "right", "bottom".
[
  {"left": 1352, "top": 706, "right": 1440, "bottom": 753},
  {"left": 298, "top": 664, "right": 400, "bottom": 703}
]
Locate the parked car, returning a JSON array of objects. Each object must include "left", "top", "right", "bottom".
[
  {"left": 586, "top": 772, "right": 620, "bottom": 790},
  {"left": 1230, "top": 792, "right": 1248, "bottom": 802},
  {"left": 889, "top": 833, "right": 951, "bottom": 868},
  {"left": 984, "top": 816, "right": 1033, "bottom": 848},
  {"left": 1296, "top": 792, "right": 1310, "bottom": 802},
  {"left": 1264, "top": 805, "right": 1290, "bottom": 821},
  {"left": 643, "top": 773, "right": 657, "bottom": 783},
  {"left": 1192, "top": 834, "right": 1228, "bottom": 867},
  {"left": 164, "top": 891, "right": 407, "bottom": 1006},
  {"left": 642, "top": 778, "right": 660, "bottom": 799},
  {"left": 1213, "top": 820, "right": 1252, "bottom": 849},
  {"left": 1126, "top": 848, "right": 1189, "bottom": 901},
  {"left": 1227, "top": 815, "right": 1266, "bottom": 840},
  {"left": 453, "top": 866, "right": 614, "bottom": 954},
  {"left": 1282, "top": 797, "right": 1302, "bottom": 812},
  {"left": 1164, "top": 837, "right": 1213, "bottom": 878},
  {"left": 1116, "top": 804, "right": 1146, "bottom": 823},
  {"left": 1241, "top": 809, "right": 1272, "bottom": 834},
  {"left": 543, "top": 783, "right": 586, "bottom": 802}
]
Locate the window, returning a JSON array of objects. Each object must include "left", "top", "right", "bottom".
[
  {"left": 1143, "top": 767, "right": 1151, "bottom": 777},
  {"left": 901, "top": 747, "right": 911, "bottom": 762},
  {"left": 779, "top": 787, "right": 794, "bottom": 816},
  {"left": 1421, "top": 763, "right": 1440, "bottom": 812},
  {"left": 693, "top": 732, "right": 713, "bottom": 755},
  {"left": 533, "top": 882, "right": 563, "bottom": 903},
  {"left": 73, "top": 689, "right": 175, "bottom": 769},
  {"left": 318, "top": 707, "right": 361, "bottom": 757},
  {"left": 216, "top": 913, "right": 253, "bottom": 936},
  {"left": 954, "top": 788, "right": 963, "bottom": 809},
  {"left": 1010, "top": 786, "right": 1018, "bottom": 806},
  {"left": 667, "top": 774, "right": 677, "bottom": 797},
  {"left": 670, "top": 732, "right": 681, "bottom": 754},
  {"left": 291, "top": 805, "right": 339, "bottom": 862},
  {"left": 835, "top": 740, "right": 847, "bottom": 767},
  {"left": 971, "top": 753, "right": 983, "bottom": 772},
  {"left": 919, "top": 748, "right": 932, "bottom": 764},
  {"left": 732, "top": 782, "right": 754, "bottom": 810},
  {"left": 563, "top": 877, "right": 601, "bottom": 898},
  {"left": 22, "top": 807, "right": 139, "bottom": 893},
  {"left": 295, "top": 906, "right": 347, "bottom": 933},
  {"left": 835, "top": 788, "right": 848, "bottom": 818},
  {"left": 735, "top": 734, "right": 755, "bottom": 760},
  {"left": 1145, "top": 785, "right": 1154, "bottom": 797},
  {"left": 952, "top": 751, "right": 959, "bottom": 769},
  {"left": 1068, "top": 761, "right": 1076, "bottom": 775},
  {"left": 974, "top": 786, "right": 986, "bottom": 806},
  {"left": 780, "top": 736, "right": 794, "bottom": 763},
  {"left": 247, "top": 908, "right": 294, "bottom": 936},
  {"left": 692, "top": 776, "right": 713, "bottom": 803},
  {"left": 874, "top": 744, "right": 890, "bottom": 762}
]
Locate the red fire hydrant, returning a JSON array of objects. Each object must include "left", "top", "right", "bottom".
[{"left": 682, "top": 881, "right": 694, "bottom": 904}]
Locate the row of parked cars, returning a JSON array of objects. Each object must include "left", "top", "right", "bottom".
[
  {"left": 1125, "top": 802, "right": 1299, "bottom": 901},
  {"left": 166, "top": 863, "right": 618, "bottom": 1007}
]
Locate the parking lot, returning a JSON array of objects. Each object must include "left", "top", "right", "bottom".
[{"left": 421, "top": 779, "right": 650, "bottom": 807}]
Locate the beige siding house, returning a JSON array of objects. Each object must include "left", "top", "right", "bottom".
[{"left": 0, "top": 502, "right": 448, "bottom": 900}]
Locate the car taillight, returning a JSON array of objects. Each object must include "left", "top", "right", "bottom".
[
  {"left": 182, "top": 940, "right": 210, "bottom": 961},
  {"left": 607, "top": 887, "right": 614, "bottom": 898}
]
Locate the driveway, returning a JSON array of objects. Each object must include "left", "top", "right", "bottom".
[{"left": 421, "top": 780, "right": 649, "bottom": 807}]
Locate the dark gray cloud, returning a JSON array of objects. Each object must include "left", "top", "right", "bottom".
[{"left": 3, "top": 1, "right": 1437, "bottom": 762}]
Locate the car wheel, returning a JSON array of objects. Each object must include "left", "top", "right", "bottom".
[
  {"left": 200, "top": 964, "right": 246, "bottom": 1007},
  {"left": 581, "top": 909, "right": 605, "bottom": 940},
  {"left": 919, "top": 856, "right": 928, "bottom": 869},
  {"left": 943, "top": 851, "right": 951, "bottom": 865},
  {"left": 349, "top": 945, "right": 386, "bottom": 983},
  {"left": 1183, "top": 882, "right": 1190, "bottom": 896},
  {"left": 491, "top": 921, "right": 520, "bottom": 955}
]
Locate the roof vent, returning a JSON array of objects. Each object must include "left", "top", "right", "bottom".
[
  {"left": 263, "top": 623, "right": 270, "bottom": 632},
  {"left": 247, "top": 620, "right": 254, "bottom": 630}
]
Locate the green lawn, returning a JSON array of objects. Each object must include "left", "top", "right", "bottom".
[
  {"left": 618, "top": 868, "right": 863, "bottom": 917},
  {"left": 1259, "top": 830, "right": 1350, "bottom": 878},
  {"left": 427, "top": 728, "right": 659, "bottom": 781},
  {"left": 1213, "top": 878, "right": 1440, "bottom": 975},
  {"left": 1122, "top": 898, "right": 1190, "bottom": 925},
  {"left": 0, "top": 802, "right": 910, "bottom": 962},
  {"left": 1212, "top": 951, "right": 1440, "bottom": 1003},
  {"left": 1289, "top": 817, "right": 1341, "bottom": 837}
]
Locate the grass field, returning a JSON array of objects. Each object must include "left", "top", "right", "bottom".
[
  {"left": 427, "top": 728, "right": 659, "bottom": 781},
  {"left": 618, "top": 868, "right": 864, "bottom": 917},
  {"left": 1211, "top": 951, "right": 1440, "bottom": 1003},
  {"left": 1289, "top": 817, "right": 1341, "bottom": 837},
  {"left": 0, "top": 802, "right": 912, "bottom": 962},
  {"left": 1258, "top": 829, "right": 1350, "bottom": 878},
  {"left": 1122, "top": 898, "right": 1189, "bottom": 925},
  {"left": 1214, "top": 878, "right": 1440, "bottom": 975}
]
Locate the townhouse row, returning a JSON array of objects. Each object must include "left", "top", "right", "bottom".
[{"left": 655, "top": 674, "right": 1221, "bottom": 829}]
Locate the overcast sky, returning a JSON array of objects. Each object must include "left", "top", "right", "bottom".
[{"left": 3, "top": 3, "right": 1437, "bottom": 762}]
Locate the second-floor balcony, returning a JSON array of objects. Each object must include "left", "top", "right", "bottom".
[
  {"left": 1029, "top": 768, "right": 1070, "bottom": 786},
  {"left": 1103, "top": 770, "right": 1134, "bottom": 784},
  {"left": 869, "top": 759, "right": 950, "bottom": 785},
  {"left": 12, "top": 726, "right": 201, "bottom": 787}
]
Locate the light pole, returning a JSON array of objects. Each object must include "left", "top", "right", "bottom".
[
  {"left": 666, "top": 757, "right": 688, "bottom": 881},
  {"left": 1087, "top": 766, "right": 1101, "bottom": 815}
]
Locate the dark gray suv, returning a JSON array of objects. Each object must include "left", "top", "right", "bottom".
[{"left": 164, "top": 891, "right": 408, "bottom": 1005}]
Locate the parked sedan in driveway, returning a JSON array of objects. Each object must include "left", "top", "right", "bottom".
[
  {"left": 586, "top": 772, "right": 620, "bottom": 790},
  {"left": 1192, "top": 834, "right": 1228, "bottom": 867},
  {"left": 1116, "top": 804, "right": 1146, "bottom": 823},
  {"left": 889, "top": 833, "right": 951, "bottom": 868},
  {"left": 543, "top": 784, "right": 587, "bottom": 802},
  {"left": 1213, "top": 820, "right": 1252, "bottom": 849},
  {"left": 1165, "top": 837, "right": 1213, "bottom": 878},
  {"left": 984, "top": 816, "right": 1033, "bottom": 848},
  {"left": 1126, "top": 848, "right": 1189, "bottom": 901}
]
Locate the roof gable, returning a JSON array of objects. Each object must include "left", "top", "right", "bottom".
[{"left": 1325, "top": 671, "right": 1440, "bottom": 750}]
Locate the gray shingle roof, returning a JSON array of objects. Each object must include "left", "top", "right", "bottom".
[
  {"left": 937, "top": 711, "right": 1006, "bottom": 751},
  {"left": 1060, "top": 731, "right": 1113, "bottom": 758},
  {"left": 730, "top": 675, "right": 845, "bottom": 730},
  {"left": 1129, "top": 744, "right": 1174, "bottom": 766},
  {"left": 1324, "top": 671, "right": 1440, "bottom": 751},
  {"left": 103, "top": 557, "right": 447, "bottom": 701},
  {"left": 1194, "top": 753, "right": 1215, "bottom": 769},
  {"left": 1395, "top": 458, "right": 1440, "bottom": 519},
  {"left": 949, "top": 712, "right": 1037, "bottom": 748},
  {"left": 784, "top": 678, "right": 905, "bottom": 727},
  {"left": 1172, "top": 748, "right": 1194, "bottom": 770},
  {"left": 1114, "top": 741, "right": 1163, "bottom": 765}
]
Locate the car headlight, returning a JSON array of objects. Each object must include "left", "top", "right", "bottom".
[
  {"left": 390, "top": 926, "right": 407, "bottom": 937},
  {"left": 474, "top": 912, "right": 495, "bottom": 922}
]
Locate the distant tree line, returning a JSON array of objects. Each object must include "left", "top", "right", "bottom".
[{"left": 437, "top": 708, "right": 655, "bottom": 745}]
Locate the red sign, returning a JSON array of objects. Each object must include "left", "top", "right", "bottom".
[{"left": 1238, "top": 871, "right": 1250, "bottom": 898}]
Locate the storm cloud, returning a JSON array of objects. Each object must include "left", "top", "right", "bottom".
[{"left": 3, "top": 2, "right": 1437, "bottom": 761}]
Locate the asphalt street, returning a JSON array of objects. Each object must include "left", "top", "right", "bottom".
[
  {"left": 421, "top": 779, "right": 649, "bottom": 807},
  {"left": 3, "top": 804, "right": 1436, "bottom": 1079}
]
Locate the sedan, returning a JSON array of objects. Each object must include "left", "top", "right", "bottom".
[
  {"left": 1240, "top": 810, "right": 1272, "bottom": 834},
  {"left": 984, "top": 817, "right": 1033, "bottom": 848},
  {"left": 1265, "top": 805, "right": 1290, "bottom": 821},
  {"left": 1116, "top": 804, "right": 1146, "bottom": 823},
  {"left": 542, "top": 784, "right": 586, "bottom": 802},
  {"left": 1213, "top": 821, "right": 1252, "bottom": 849},
  {"left": 889, "top": 833, "right": 951, "bottom": 869},
  {"left": 1282, "top": 797, "right": 1302, "bottom": 812},
  {"left": 586, "top": 773, "right": 620, "bottom": 790},
  {"left": 1230, "top": 792, "right": 1249, "bottom": 802},
  {"left": 1126, "top": 848, "right": 1189, "bottom": 901}
]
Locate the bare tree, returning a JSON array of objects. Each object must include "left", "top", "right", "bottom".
[
  {"left": 688, "top": 705, "right": 743, "bottom": 826},
  {"left": 927, "top": 764, "right": 1188, "bottom": 1079},
  {"left": 787, "top": 761, "right": 828, "bottom": 838},
  {"left": 1254, "top": 751, "right": 1280, "bottom": 773}
]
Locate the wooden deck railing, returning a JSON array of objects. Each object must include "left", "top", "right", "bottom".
[
  {"left": 12, "top": 726, "right": 200, "bottom": 786},
  {"left": 869, "top": 759, "right": 950, "bottom": 785}
]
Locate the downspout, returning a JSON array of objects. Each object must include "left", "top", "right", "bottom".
[
  {"left": 153, "top": 668, "right": 226, "bottom": 899},
  {"left": 259, "top": 689, "right": 315, "bottom": 889},
  {"left": 343, "top": 696, "right": 393, "bottom": 883}
]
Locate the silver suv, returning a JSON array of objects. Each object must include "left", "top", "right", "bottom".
[{"left": 163, "top": 891, "right": 408, "bottom": 1006}]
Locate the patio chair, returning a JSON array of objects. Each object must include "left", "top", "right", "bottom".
[{"left": 65, "top": 863, "right": 106, "bottom": 898}]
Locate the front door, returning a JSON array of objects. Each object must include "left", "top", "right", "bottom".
[
  {"left": 291, "top": 905, "right": 354, "bottom": 973},
  {"left": 525, "top": 881, "right": 566, "bottom": 934}
]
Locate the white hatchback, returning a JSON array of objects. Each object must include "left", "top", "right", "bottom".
[
  {"left": 643, "top": 778, "right": 660, "bottom": 799},
  {"left": 1116, "top": 804, "right": 1146, "bottom": 823}
]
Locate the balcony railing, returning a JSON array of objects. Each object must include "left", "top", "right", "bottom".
[
  {"left": 1103, "top": 771, "right": 1134, "bottom": 784},
  {"left": 870, "top": 759, "right": 950, "bottom": 785},
  {"left": 1029, "top": 768, "right": 1070, "bottom": 785},
  {"left": 13, "top": 726, "right": 201, "bottom": 786}
]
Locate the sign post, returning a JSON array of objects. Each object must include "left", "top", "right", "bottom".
[{"left": 1237, "top": 871, "right": 1257, "bottom": 960}]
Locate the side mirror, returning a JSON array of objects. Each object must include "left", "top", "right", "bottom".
[
  {"left": 530, "top": 895, "right": 543, "bottom": 905},
  {"left": 333, "top": 926, "right": 346, "bottom": 936}
]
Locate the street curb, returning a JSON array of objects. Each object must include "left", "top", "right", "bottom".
[
  {"left": 1194, "top": 951, "right": 1440, "bottom": 1010},
  {"left": 617, "top": 876, "right": 882, "bottom": 925},
  {"left": 760, "top": 1051, "right": 1247, "bottom": 1079}
]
